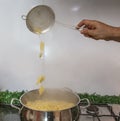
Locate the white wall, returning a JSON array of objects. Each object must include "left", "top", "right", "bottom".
[{"left": 0, "top": 0, "right": 120, "bottom": 95}]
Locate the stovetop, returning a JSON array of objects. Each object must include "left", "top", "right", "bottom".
[
  {"left": 0, "top": 103, "right": 120, "bottom": 121},
  {"left": 79, "top": 104, "right": 120, "bottom": 121},
  {"left": 0, "top": 104, "right": 20, "bottom": 121}
]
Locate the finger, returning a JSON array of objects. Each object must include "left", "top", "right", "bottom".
[
  {"left": 76, "top": 19, "right": 91, "bottom": 28},
  {"left": 76, "top": 19, "right": 87, "bottom": 29},
  {"left": 77, "top": 19, "right": 97, "bottom": 30},
  {"left": 80, "top": 29, "right": 93, "bottom": 37},
  {"left": 80, "top": 28, "right": 89, "bottom": 35}
]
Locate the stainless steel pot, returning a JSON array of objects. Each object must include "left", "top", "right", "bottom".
[
  {"left": 22, "top": 5, "right": 55, "bottom": 34},
  {"left": 11, "top": 88, "right": 90, "bottom": 121}
]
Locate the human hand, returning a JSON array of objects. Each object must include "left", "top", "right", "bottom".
[{"left": 76, "top": 19, "right": 116, "bottom": 41}]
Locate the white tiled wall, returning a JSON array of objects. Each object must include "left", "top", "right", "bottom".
[{"left": 0, "top": 0, "right": 120, "bottom": 95}]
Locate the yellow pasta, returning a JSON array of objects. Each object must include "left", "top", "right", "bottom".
[
  {"left": 26, "top": 100, "right": 74, "bottom": 111},
  {"left": 39, "top": 52, "right": 43, "bottom": 58},
  {"left": 34, "top": 28, "right": 42, "bottom": 34},
  {"left": 37, "top": 40, "right": 45, "bottom": 95},
  {"left": 38, "top": 86, "right": 45, "bottom": 95},
  {"left": 39, "top": 41, "right": 45, "bottom": 58},
  {"left": 36, "top": 75, "right": 45, "bottom": 95},
  {"left": 40, "top": 41, "right": 44, "bottom": 51},
  {"left": 36, "top": 75, "right": 45, "bottom": 84}
]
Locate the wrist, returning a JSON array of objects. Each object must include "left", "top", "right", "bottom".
[{"left": 108, "top": 27, "right": 120, "bottom": 41}]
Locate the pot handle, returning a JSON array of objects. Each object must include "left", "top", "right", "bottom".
[
  {"left": 79, "top": 98, "right": 90, "bottom": 109},
  {"left": 21, "top": 15, "right": 27, "bottom": 20},
  {"left": 10, "top": 98, "right": 22, "bottom": 113}
]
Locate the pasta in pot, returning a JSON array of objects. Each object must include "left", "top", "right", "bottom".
[{"left": 26, "top": 100, "right": 74, "bottom": 111}]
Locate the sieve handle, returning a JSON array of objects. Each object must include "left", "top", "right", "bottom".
[
  {"left": 56, "top": 20, "right": 83, "bottom": 31},
  {"left": 56, "top": 21, "right": 76, "bottom": 30}
]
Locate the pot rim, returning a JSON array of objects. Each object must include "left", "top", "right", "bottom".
[{"left": 19, "top": 88, "right": 80, "bottom": 112}]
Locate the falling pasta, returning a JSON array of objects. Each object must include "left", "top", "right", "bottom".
[
  {"left": 38, "top": 86, "right": 45, "bottom": 95},
  {"left": 39, "top": 40, "right": 45, "bottom": 58},
  {"left": 36, "top": 75, "right": 45, "bottom": 84},
  {"left": 36, "top": 40, "right": 45, "bottom": 95}
]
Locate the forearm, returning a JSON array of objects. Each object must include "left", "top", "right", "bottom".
[{"left": 108, "top": 27, "right": 120, "bottom": 42}]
